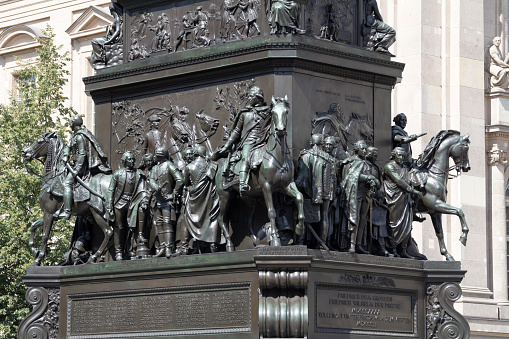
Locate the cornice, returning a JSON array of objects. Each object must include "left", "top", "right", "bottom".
[
  {"left": 84, "top": 40, "right": 403, "bottom": 89},
  {"left": 485, "top": 125, "right": 509, "bottom": 141},
  {"left": 88, "top": 57, "right": 396, "bottom": 100}
]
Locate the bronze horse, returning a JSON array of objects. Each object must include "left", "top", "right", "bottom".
[
  {"left": 215, "top": 97, "right": 305, "bottom": 246},
  {"left": 22, "top": 132, "right": 113, "bottom": 265},
  {"left": 415, "top": 130, "right": 471, "bottom": 261}
]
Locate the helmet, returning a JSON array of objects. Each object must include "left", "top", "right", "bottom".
[
  {"left": 194, "top": 145, "right": 206, "bottom": 157},
  {"left": 249, "top": 86, "right": 264, "bottom": 100},
  {"left": 70, "top": 115, "right": 83, "bottom": 127},
  {"left": 155, "top": 146, "right": 169, "bottom": 159}
]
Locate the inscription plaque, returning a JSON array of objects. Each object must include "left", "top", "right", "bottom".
[
  {"left": 315, "top": 284, "right": 417, "bottom": 337},
  {"left": 68, "top": 283, "right": 251, "bottom": 338}
]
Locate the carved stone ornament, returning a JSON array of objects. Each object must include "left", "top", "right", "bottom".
[
  {"left": 426, "top": 282, "right": 470, "bottom": 339},
  {"left": 18, "top": 287, "right": 60, "bottom": 339},
  {"left": 487, "top": 143, "right": 509, "bottom": 165}
]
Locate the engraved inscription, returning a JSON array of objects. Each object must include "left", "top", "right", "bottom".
[
  {"left": 258, "top": 245, "right": 307, "bottom": 256},
  {"left": 70, "top": 286, "right": 250, "bottom": 336},
  {"left": 316, "top": 285, "right": 416, "bottom": 335},
  {"left": 345, "top": 94, "right": 366, "bottom": 104},
  {"left": 316, "top": 89, "right": 341, "bottom": 97}
]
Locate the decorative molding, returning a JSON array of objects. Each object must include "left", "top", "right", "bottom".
[
  {"left": 426, "top": 282, "right": 470, "bottom": 339},
  {"left": 259, "top": 269, "right": 308, "bottom": 338},
  {"left": 17, "top": 287, "right": 60, "bottom": 339},
  {"left": 66, "top": 6, "right": 113, "bottom": 40},
  {"left": 84, "top": 39, "right": 403, "bottom": 86},
  {"left": 487, "top": 144, "right": 508, "bottom": 166},
  {"left": 0, "top": 24, "right": 46, "bottom": 55}
]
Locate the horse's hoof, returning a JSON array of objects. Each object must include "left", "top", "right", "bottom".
[
  {"left": 459, "top": 235, "right": 468, "bottom": 246},
  {"left": 31, "top": 260, "right": 41, "bottom": 266},
  {"left": 445, "top": 254, "right": 455, "bottom": 261},
  {"left": 86, "top": 255, "right": 97, "bottom": 264},
  {"left": 271, "top": 236, "right": 282, "bottom": 247},
  {"left": 226, "top": 241, "right": 235, "bottom": 252}
]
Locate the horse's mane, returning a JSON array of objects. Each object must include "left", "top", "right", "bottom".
[
  {"left": 45, "top": 132, "right": 65, "bottom": 176},
  {"left": 416, "top": 130, "right": 460, "bottom": 169}
]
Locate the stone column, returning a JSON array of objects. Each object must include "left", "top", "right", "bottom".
[{"left": 487, "top": 143, "right": 508, "bottom": 302}]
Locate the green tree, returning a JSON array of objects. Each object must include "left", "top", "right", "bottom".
[{"left": 0, "top": 26, "right": 76, "bottom": 338}]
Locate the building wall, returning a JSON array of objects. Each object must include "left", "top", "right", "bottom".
[
  {"left": 381, "top": 0, "right": 509, "bottom": 337},
  {"left": 0, "top": 0, "right": 111, "bottom": 130}
]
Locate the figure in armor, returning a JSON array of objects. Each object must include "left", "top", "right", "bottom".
[
  {"left": 57, "top": 115, "right": 110, "bottom": 220},
  {"left": 107, "top": 151, "right": 143, "bottom": 260},
  {"left": 217, "top": 86, "right": 271, "bottom": 194},
  {"left": 149, "top": 146, "right": 184, "bottom": 257}
]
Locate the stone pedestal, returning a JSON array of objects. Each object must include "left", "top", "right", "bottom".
[{"left": 18, "top": 248, "right": 469, "bottom": 339}]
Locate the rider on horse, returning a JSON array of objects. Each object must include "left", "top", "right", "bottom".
[
  {"left": 217, "top": 86, "right": 271, "bottom": 194},
  {"left": 56, "top": 115, "right": 111, "bottom": 220}
]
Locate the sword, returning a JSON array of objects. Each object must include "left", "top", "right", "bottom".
[
  {"left": 66, "top": 163, "right": 105, "bottom": 201},
  {"left": 307, "top": 223, "right": 329, "bottom": 251}
]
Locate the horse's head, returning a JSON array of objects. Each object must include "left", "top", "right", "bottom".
[
  {"left": 271, "top": 96, "right": 289, "bottom": 138},
  {"left": 450, "top": 134, "right": 471, "bottom": 173},
  {"left": 22, "top": 132, "right": 55, "bottom": 161}
]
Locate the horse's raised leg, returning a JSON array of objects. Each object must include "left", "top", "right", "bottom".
[
  {"left": 261, "top": 183, "right": 281, "bottom": 246},
  {"left": 217, "top": 191, "right": 234, "bottom": 252},
  {"left": 283, "top": 182, "right": 305, "bottom": 243},
  {"left": 29, "top": 217, "right": 44, "bottom": 258},
  {"left": 431, "top": 199, "right": 469, "bottom": 246},
  {"left": 89, "top": 210, "right": 113, "bottom": 263},
  {"left": 32, "top": 213, "right": 55, "bottom": 266},
  {"left": 430, "top": 213, "right": 455, "bottom": 261}
]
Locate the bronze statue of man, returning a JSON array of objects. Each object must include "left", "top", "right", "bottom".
[
  {"left": 383, "top": 147, "right": 422, "bottom": 258},
  {"left": 107, "top": 151, "right": 143, "bottom": 260},
  {"left": 179, "top": 145, "right": 232, "bottom": 254},
  {"left": 143, "top": 115, "right": 165, "bottom": 155},
  {"left": 366, "top": 146, "right": 390, "bottom": 256},
  {"left": 363, "top": 0, "right": 396, "bottom": 56},
  {"left": 218, "top": 85, "right": 271, "bottom": 194},
  {"left": 295, "top": 134, "right": 338, "bottom": 248},
  {"left": 128, "top": 153, "right": 155, "bottom": 258},
  {"left": 392, "top": 113, "right": 423, "bottom": 167},
  {"left": 149, "top": 146, "right": 184, "bottom": 257},
  {"left": 57, "top": 115, "right": 110, "bottom": 220},
  {"left": 341, "top": 140, "right": 379, "bottom": 254}
]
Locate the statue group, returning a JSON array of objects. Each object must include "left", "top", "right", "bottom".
[
  {"left": 23, "top": 83, "right": 471, "bottom": 266},
  {"left": 92, "top": 0, "right": 397, "bottom": 69}
]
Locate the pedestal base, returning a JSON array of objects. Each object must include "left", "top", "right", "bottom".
[{"left": 18, "top": 247, "right": 470, "bottom": 339}]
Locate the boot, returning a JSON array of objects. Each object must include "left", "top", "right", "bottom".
[
  {"left": 399, "top": 247, "right": 415, "bottom": 259},
  {"left": 154, "top": 228, "right": 166, "bottom": 257},
  {"left": 356, "top": 243, "right": 370, "bottom": 255},
  {"left": 58, "top": 186, "right": 73, "bottom": 220},
  {"left": 165, "top": 231, "right": 175, "bottom": 258},
  {"left": 239, "top": 171, "right": 250, "bottom": 194},
  {"left": 113, "top": 227, "right": 123, "bottom": 261},
  {"left": 348, "top": 231, "right": 356, "bottom": 253}
]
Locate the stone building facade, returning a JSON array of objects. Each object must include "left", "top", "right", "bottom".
[
  {"left": 0, "top": 0, "right": 112, "bottom": 130},
  {"left": 1, "top": 0, "right": 509, "bottom": 337},
  {"left": 379, "top": 0, "right": 509, "bottom": 337}
]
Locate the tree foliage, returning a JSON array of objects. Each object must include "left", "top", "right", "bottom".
[{"left": 0, "top": 26, "right": 76, "bottom": 338}]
